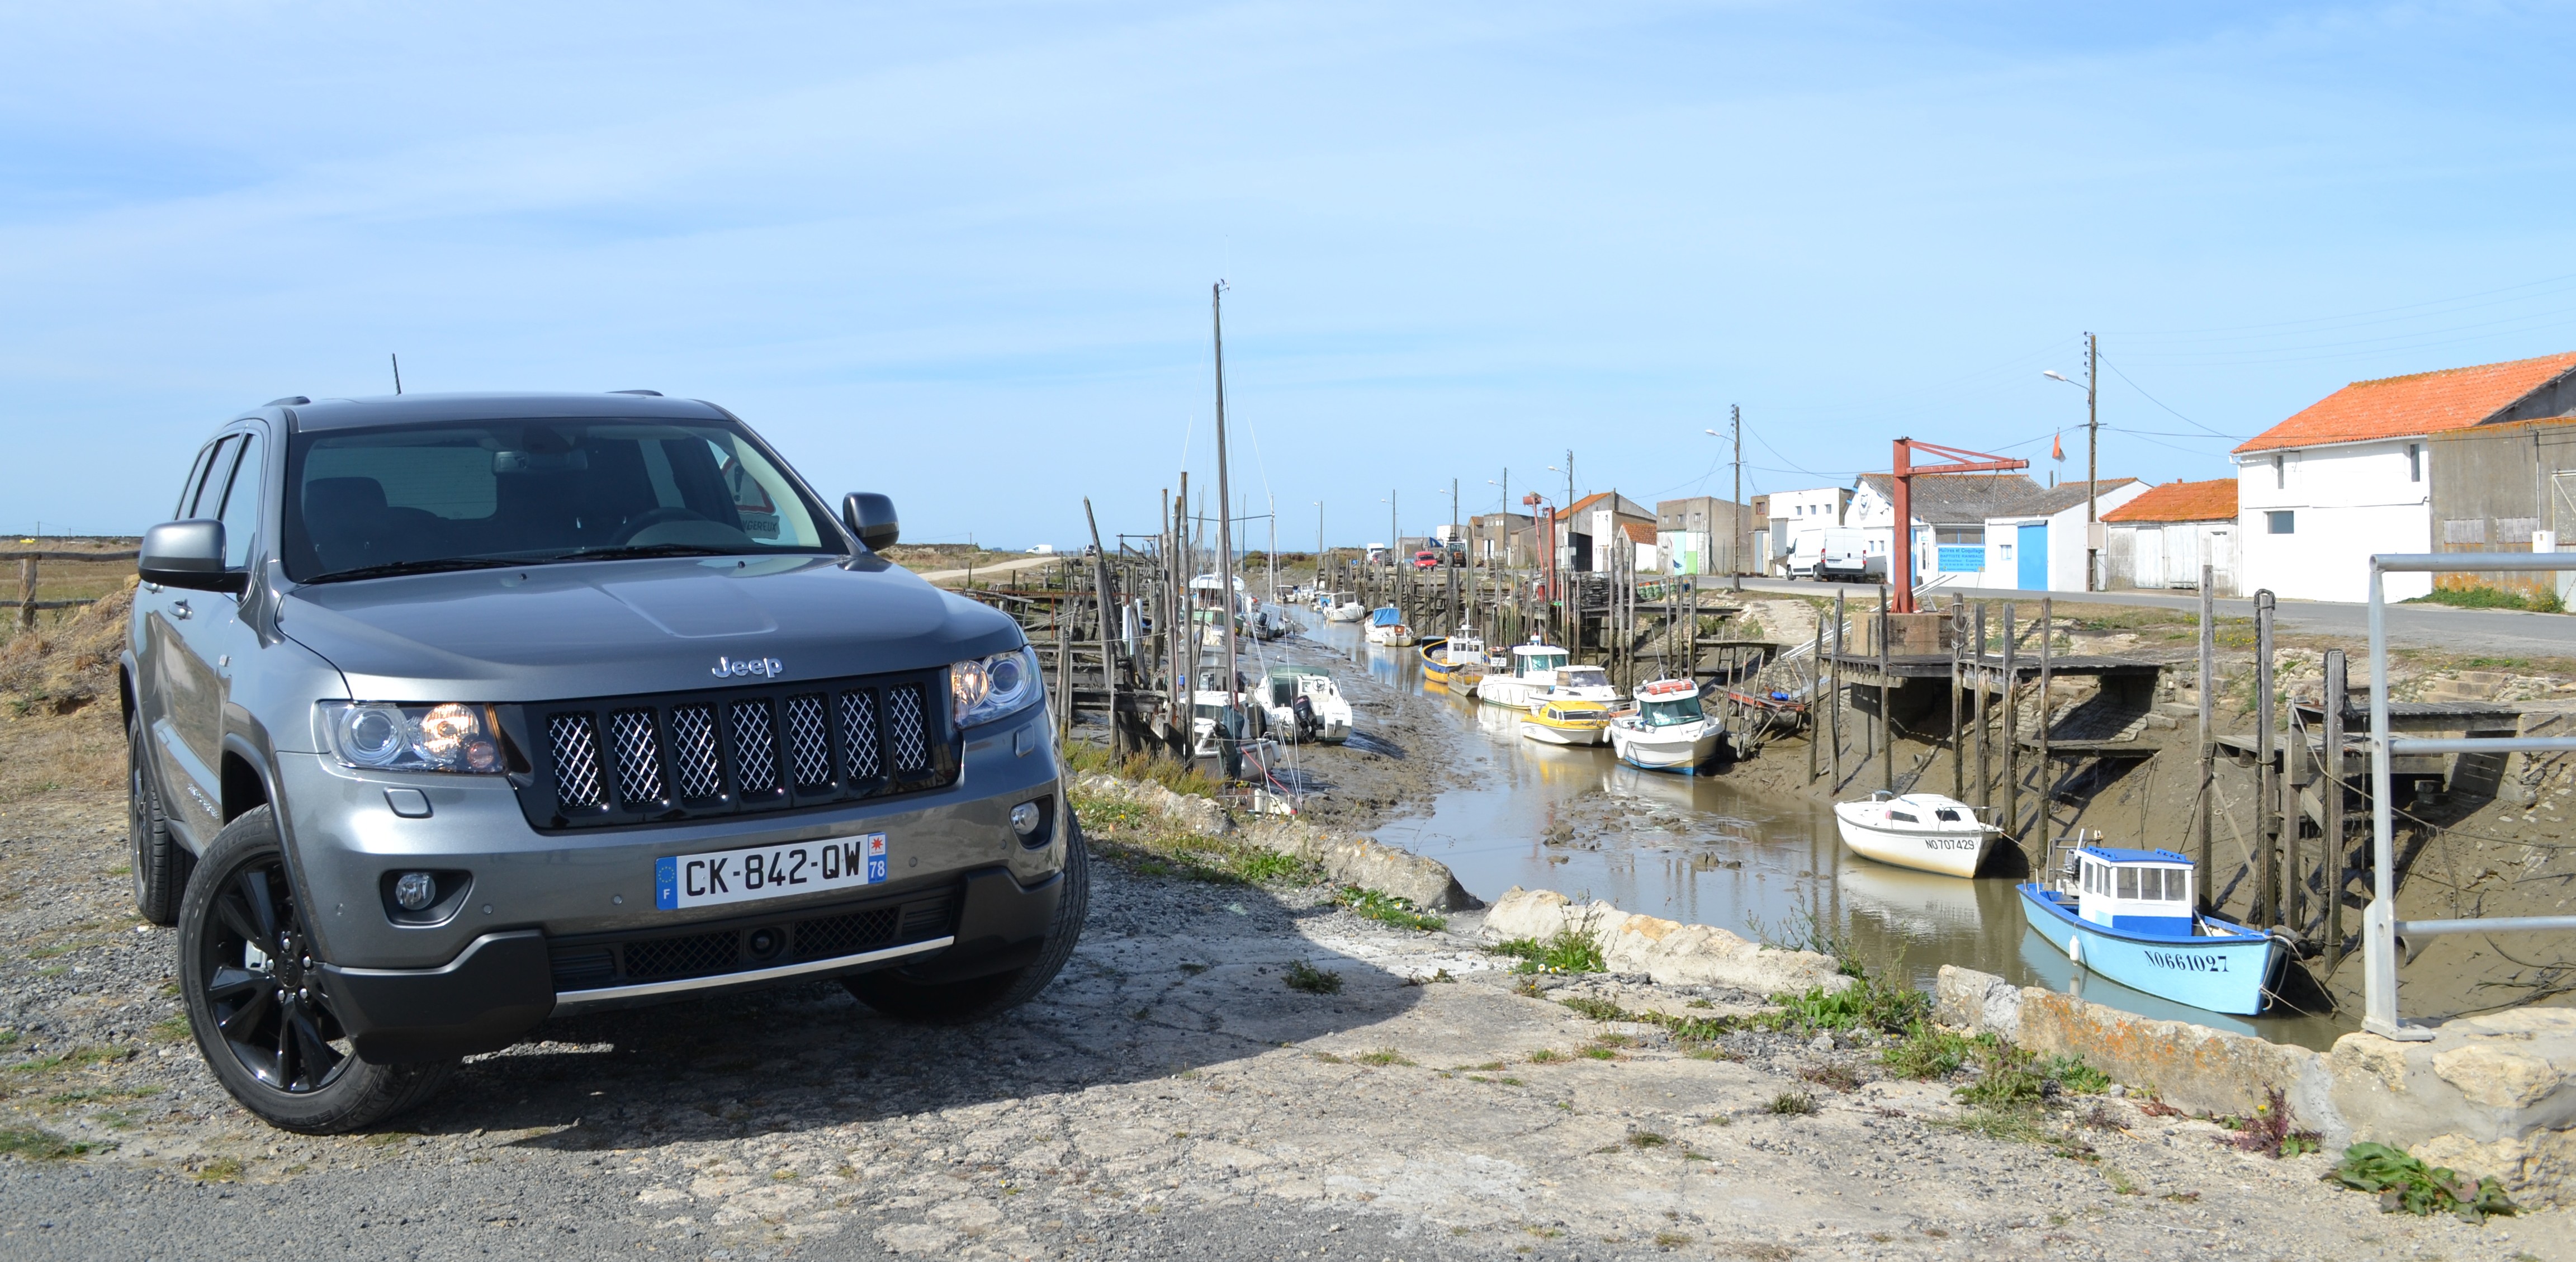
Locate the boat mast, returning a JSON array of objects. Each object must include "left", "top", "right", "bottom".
[{"left": 1211, "top": 281, "right": 1239, "bottom": 706}]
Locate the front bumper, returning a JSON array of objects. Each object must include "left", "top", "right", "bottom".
[{"left": 320, "top": 861, "right": 1065, "bottom": 1063}]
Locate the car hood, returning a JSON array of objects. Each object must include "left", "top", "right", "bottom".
[{"left": 279, "top": 555, "right": 1024, "bottom": 701}]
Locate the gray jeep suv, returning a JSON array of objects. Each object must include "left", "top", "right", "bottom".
[{"left": 125, "top": 391, "right": 1085, "bottom": 1133}]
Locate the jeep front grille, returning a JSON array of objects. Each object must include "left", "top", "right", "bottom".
[{"left": 509, "top": 668, "right": 960, "bottom": 831}]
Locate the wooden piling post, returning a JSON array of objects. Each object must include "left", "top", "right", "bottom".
[
  {"left": 16, "top": 556, "right": 33, "bottom": 634},
  {"left": 1973, "top": 602, "right": 1989, "bottom": 813},
  {"left": 1878, "top": 584, "right": 1893, "bottom": 795},
  {"left": 1949, "top": 597, "right": 1964, "bottom": 801},
  {"left": 1808, "top": 615, "right": 1822, "bottom": 784},
  {"left": 2255, "top": 589, "right": 2279, "bottom": 925},
  {"left": 2001, "top": 603, "right": 2018, "bottom": 840},
  {"left": 2324, "top": 647, "right": 2347, "bottom": 969},
  {"left": 1830, "top": 589, "right": 1846, "bottom": 784},
  {"left": 1083, "top": 498, "right": 1119, "bottom": 757},
  {"left": 2037, "top": 598, "right": 2053, "bottom": 845},
  {"left": 2198, "top": 564, "right": 2215, "bottom": 905}
]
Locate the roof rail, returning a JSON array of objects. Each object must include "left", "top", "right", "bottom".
[
  {"left": 264, "top": 396, "right": 310, "bottom": 407},
  {"left": 609, "top": 389, "right": 663, "bottom": 396}
]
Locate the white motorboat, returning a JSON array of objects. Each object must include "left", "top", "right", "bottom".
[
  {"left": 1831, "top": 791, "right": 2001, "bottom": 878},
  {"left": 1364, "top": 607, "right": 1417, "bottom": 646},
  {"left": 1473, "top": 640, "right": 1569, "bottom": 710},
  {"left": 1530, "top": 662, "right": 1622, "bottom": 711},
  {"left": 1187, "top": 689, "right": 1281, "bottom": 765},
  {"left": 1258, "top": 667, "right": 1353, "bottom": 744},
  {"left": 1326, "top": 593, "right": 1366, "bottom": 623},
  {"left": 1606, "top": 678, "right": 1725, "bottom": 772}
]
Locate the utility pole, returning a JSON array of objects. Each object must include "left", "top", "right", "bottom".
[
  {"left": 2085, "top": 332, "right": 2100, "bottom": 593},
  {"left": 1389, "top": 490, "right": 1398, "bottom": 564},
  {"left": 1730, "top": 403, "right": 1743, "bottom": 593},
  {"left": 1315, "top": 501, "right": 1324, "bottom": 575}
]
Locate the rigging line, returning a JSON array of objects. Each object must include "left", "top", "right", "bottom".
[
  {"left": 2095, "top": 353, "right": 2246, "bottom": 440},
  {"left": 2101, "top": 423, "right": 2243, "bottom": 440},
  {"left": 2101, "top": 270, "right": 2576, "bottom": 339}
]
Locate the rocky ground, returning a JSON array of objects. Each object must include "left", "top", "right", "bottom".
[{"left": 2, "top": 780, "right": 2561, "bottom": 1261}]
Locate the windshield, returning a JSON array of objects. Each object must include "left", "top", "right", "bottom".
[
  {"left": 1560, "top": 667, "right": 1608, "bottom": 688},
  {"left": 1524, "top": 652, "right": 1567, "bottom": 674},
  {"left": 1642, "top": 698, "right": 1704, "bottom": 726},
  {"left": 283, "top": 419, "right": 840, "bottom": 582}
]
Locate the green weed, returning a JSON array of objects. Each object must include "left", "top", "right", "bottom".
[
  {"left": 1882, "top": 1022, "right": 1977, "bottom": 1080},
  {"left": 1352, "top": 1047, "right": 1413, "bottom": 1067},
  {"left": 0, "top": 1127, "right": 97, "bottom": 1160},
  {"left": 1488, "top": 927, "right": 1606, "bottom": 975},
  {"left": 1282, "top": 961, "right": 1343, "bottom": 995},
  {"left": 2331, "top": 1142, "right": 2518, "bottom": 1222},
  {"left": 1333, "top": 886, "right": 1446, "bottom": 932},
  {"left": 1766, "top": 1092, "right": 1816, "bottom": 1116},
  {"left": 2405, "top": 586, "right": 2563, "bottom": 614}
]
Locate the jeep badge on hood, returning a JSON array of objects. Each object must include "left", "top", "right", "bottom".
[{"left": 713, "top": 655, "right": 785, "bottom": 678}]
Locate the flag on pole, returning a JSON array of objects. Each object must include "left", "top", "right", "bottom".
[{"left": 2051, "top": 432, "right": 2064, "bottom": 461}]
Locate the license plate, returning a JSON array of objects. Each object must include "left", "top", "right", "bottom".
[{"left": 654, "top": 833, "right": 887, "bottom": 911}]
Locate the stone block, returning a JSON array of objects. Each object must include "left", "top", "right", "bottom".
[
  {"left": 1932, "top": 965, "right": 2021, "bottom": 1039},
  {"left": 1483, "top": 887, "right": 1849, "bottom": 995}
]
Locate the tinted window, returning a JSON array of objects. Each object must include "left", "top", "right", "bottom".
[
  {"left": 215, "top": 434, "right": 263, "bottom": 570},
  {"left": 174, "top": 442, "right": 219, "bottom": 518},
  {"left": 282, "top": 419, "right": 839, "bottom": 582},
  {"left": 186, "top": 437, "right": 236, "bottom": 518}
]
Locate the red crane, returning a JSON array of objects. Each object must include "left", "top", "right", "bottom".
[{"left": 1889, "top": 438, "right": 2029, "bottom": 614}]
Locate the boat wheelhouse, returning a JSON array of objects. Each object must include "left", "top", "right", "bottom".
[
  {"left": 1474, "top": 641, "right": 1570, "bottom": 710},
  {"left": 2018, "top": 845, "right": 2286, "bottom": 1017},
  {"left": 1519, "top": 699, "right": 1611, "bottom": 746},
  {"left": 1261, "top": 667, "right": 1353, "bottom": 744},
  {"left": 1532, "top": 662, "right": 1621, "bottom": 710}
]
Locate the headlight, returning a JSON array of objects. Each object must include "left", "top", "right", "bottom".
[
  {"left": 952, "top": 646, "right": 1043, "bottom": 727},
  {"left": 323, "top": 702, "right": 506, "bottom": 774}
]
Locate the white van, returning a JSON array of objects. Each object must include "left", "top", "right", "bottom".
[{"left": 1783, "top": 527, "right": 1885, "bottom": 583}]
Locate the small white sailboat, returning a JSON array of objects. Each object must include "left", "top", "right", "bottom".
[
  {"left": 1607, "top": 678, "right": 1726, "bottom": 772},
  {"left": 1831, "top": 792, "right": 2001, "bottom": 878},
  {"left": 1364, "top": 607, "right": 1417, "bottom": 647},
  {"left": 1474, "top": 641, "right": 1569, "bottom": 710},
  {"left": 1258, "top": 667, "right": 1353, "bottom": 744}
]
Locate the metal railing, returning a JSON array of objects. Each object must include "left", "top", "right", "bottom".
[{"left": 2365, "top": 551, "right": 2576, "bottom": 1039}]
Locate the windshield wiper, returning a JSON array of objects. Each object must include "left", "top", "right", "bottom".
[
  {"left": 301, "top": 557, "right": 529, "bottom": 585},
  {"left": 541, "top": 543, "right": 746, "bottom": 562}
]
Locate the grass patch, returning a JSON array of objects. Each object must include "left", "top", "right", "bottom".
[
  {"left": 1333, "top": 886, "right": 1446, "bottom": 932},
  {"left": 1071, "top": 791, "right": 1327, "bottom": 886},
  {"left": 1352, "top": 1047, "right": 1413, "bottom": 1067},
  {"left": 1282, "top": 961, "right": 1343, "bottom": 995},
  {"left": 194, "top": 1155, "right": 244, "bottom": 1183},
  {"left": 2331, "top": 1142, "right": 2518, "bottom": 1222},
  {"left": 0, "top": 1127, "right": 98, "bottom": 1160},
  {"left": 1059, "top": 744, "right": 1223, "bottom": 797},
  {"left": 1798, "top": 1064, "right": 1861, "bottom": 1093},
  {"left": 1488, "top": 926, "right": 1606, "bottom": 975},
  {"left": 2405, "top": 586, "right": 2564, "bottom": 614},
  {"left": 6, "top": 1046, "right": 127, "bottom": 1075},
  {"left": 1625, "top": 1131, "right": 1668, "bottom": 1149},
  {"left": 1766, "top": 1092, "right": 1816, "bottom": 1116},
  {"left": 43, "top": 1085, "right": 158, "bottom": 1105},
  {"left": 1527, "top": 1049, "right": 1566, "bottom": 1065},
  {"left": 1882, "top": 1022, "right": 1977, "bottom": 1080},
  {"left": 1759, "top": 968, "right": 1929, "bottom": 1037}
]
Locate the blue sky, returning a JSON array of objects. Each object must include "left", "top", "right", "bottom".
[{"left": 6, "top": 2, "right": 2575, "bottom": 546}]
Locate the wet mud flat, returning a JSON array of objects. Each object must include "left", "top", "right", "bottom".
[{"left": 2, "top": 790, "right": 2556, "bottom": 1260}]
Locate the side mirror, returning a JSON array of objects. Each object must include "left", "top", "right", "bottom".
[
  {"left": 841, "top": 493, "right": 899, "bottom": 552},
  {"left": 139, "top": 521, "right": 244, "bottom": 593}
]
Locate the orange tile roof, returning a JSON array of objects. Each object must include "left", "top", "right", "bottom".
[
  {"left": 2234, "top": 350, "right": 2576, "bottom": 454},
  {"left": 2101, "top": 479, "right": 2236, "bottom": 523},
  {"left": 1621, "top": 521, "right": 1656, "bottom": 545}
]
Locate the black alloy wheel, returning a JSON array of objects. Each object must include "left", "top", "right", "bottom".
[
  {"left": 198, "top": 851, "right": 348, "bottom": 1094},
  {"left": 179, "top": 807, "right": 455, "bottom": 1132}
]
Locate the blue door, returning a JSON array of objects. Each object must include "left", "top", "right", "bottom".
[{"left": 2017, "top": 522, "right": 2049, "bottom": 590}]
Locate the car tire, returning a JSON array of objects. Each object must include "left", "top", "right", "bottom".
[
  {"left": 841, "top": 815, "right": 1091, "bottom": 1025},
  {"left": 127, "top": 710, "right": 189, "bottom": 927},
  {"left": 178, "top": 806, "right": 456, "bottom": 1134}
]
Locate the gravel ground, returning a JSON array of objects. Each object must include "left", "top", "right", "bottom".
[{"left": 2, "top": 781, "right": 2564, "bottom": 1261}]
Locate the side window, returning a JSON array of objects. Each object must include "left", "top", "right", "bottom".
[
  {"left": 174, "top": 443, "right": 218, "bottom": 519},
  {"left": 184, "top": 437, "right": 236, "bottom": 518},
  {"left": 215, "top": 434, "right": 263, "bottom": 570}
]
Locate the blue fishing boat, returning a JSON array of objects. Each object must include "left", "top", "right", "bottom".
[{"left": 2018, "top": 845, "right": 2287, "bottom": 1017}]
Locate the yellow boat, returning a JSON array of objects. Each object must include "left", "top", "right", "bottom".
[
  {"left": 1518, "top": 699, "right": 1611, "bottom": 746},
  {"left": 1419, "top": 630, "right": 1490, "bottom": 687}
]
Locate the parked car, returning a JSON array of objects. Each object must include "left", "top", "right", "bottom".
[
  {"left": 127, "top": 391, "right": 1085, "bottom": 1133},
  {"left": 1413, "top": 550, "right": 1441, "bottom": 569},
  {"left": 1782, "top": 526, "right": 1886, "bottom": 583}
]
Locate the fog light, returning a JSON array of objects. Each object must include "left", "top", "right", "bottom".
[
  {"left": 1010, "top": 802, "right": 1043, "bottom": 837},
  {"left": 392, "top": 872, "right": 437, "bottom": 911},
  {"left": 746, "top": 927, "right": 782, "bottom": 960}
]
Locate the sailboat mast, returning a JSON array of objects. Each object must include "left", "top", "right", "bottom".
[{"left": 1211, "top": 281, "right": 1239, "bottom": 705}]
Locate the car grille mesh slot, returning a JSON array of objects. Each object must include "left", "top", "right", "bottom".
[
  {"left": 791, "top": 907, "right": 899, "bottom": 961},
  {"left": 889, "top": 685, "right": 929, "bottom": 772},
  {"left": 607, "top": 710, "right": 664, "bottom": 805},
  {"left": 783, "top": 693, "right": 831, "bottom": 788},
  {"left": 840, "top": 690, "right": 881, "bottom": 781},
  {"left": 547, "top": 713, "right": 604, "bottom": 807},
  {"left": 623, "top": 930, "right": 738, "bottom": 980},
  {"left": 730, "top": 701, "right": 779, "bottom": 795},
  {"left": 518, "top": 668, "right": 959, "bottom": 829},
  {"left": 667, "top": 704, "right": 724, "bottom": 800}
]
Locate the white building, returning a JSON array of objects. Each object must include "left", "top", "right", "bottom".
[
  {"left": 2103, "top": 480, "right": 2239, "bottom": 594},
  {"left": 1975, "top": 480, "right": 2147, "bottom": 593},
  {"left": 2233, "top": 349, "right": 2576, "bottom": 603}
]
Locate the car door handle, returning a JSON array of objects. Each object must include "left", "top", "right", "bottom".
[{"left": 171, "top": 601, "right": 191, "bottom": 620}]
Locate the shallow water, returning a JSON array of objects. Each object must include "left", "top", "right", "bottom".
[{"left": 1316, "top": 620, "right": 2353, "bottom": 1051}]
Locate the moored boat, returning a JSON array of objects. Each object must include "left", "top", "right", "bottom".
[
  {"left": 1607, "top": 678, "right": 1726, "bottom": 772},
  {"left": 1418, "top": 628, "right": 1489, "bottom": 686},
  {"left": 1474, "top": 640, "right": 1570, "bottom": 710},
  {"left": 1259, "top": 667, "right": 1353, "bottom": 744},
  {"left": 1519, "top": 699, "right": 1611, "bottom": 746},
  {"left": 2019, "top": 845, "right": 2285, "bottom": 1017},
  {"left": 1831, "top": 791, "right": 2000, "bottom": 878},
  {"left": 1364, "top": 607, "right": 1417, "bottom": 647},
  {"left": 1531, "top": 662, "right": 1621, "bottom": 711},
  {"left": 1326, "top": 594, "right": 1366, "bottom": 623}
]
